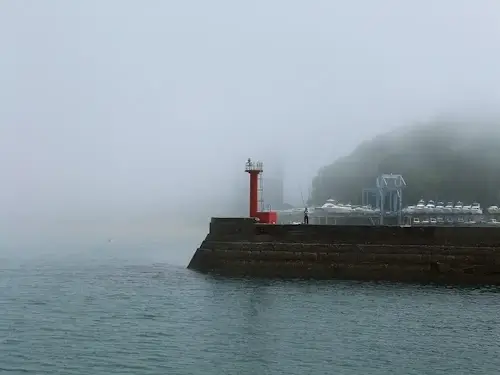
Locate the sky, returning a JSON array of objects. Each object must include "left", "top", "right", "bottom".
[{"left": 2, "top": 1, "right": 500, "bottom": 261}]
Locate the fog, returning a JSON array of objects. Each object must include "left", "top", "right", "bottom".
[{"left": 2, "top": 1, "right": 500, "bottom": 264}]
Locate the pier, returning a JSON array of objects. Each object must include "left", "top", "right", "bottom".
[{"left": 187, "top": 159, "right": 500, "bottom": 285}]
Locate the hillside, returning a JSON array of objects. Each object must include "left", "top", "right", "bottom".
[{"left": 310, "top": 121, "right": 500, "bottom": 207}]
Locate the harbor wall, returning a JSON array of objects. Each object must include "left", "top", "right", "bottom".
[{"left": 187, "top": 218, "right": 500, "bottom": 284}]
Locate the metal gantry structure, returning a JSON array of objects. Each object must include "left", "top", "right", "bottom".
[
  {"left": 363, "top": 174, "right": 407, "bottom": 225},
  {"left": 377, "top": 174, "right": 406, "bottom": 225},
  {"left": 362, "top": 187, "right": 378, "bottom": 207}
]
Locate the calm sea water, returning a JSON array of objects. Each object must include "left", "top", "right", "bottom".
[{"left": 1, "top": 253, "right": 500, "bottom": 374}]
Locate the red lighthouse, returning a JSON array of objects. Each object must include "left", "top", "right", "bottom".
[{"left": 245, "top": 158, "right": 277, "bottom": 224}]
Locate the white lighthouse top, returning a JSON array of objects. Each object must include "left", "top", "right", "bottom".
[{"left": 245, "top": 158, "right": 263, "bottom": 172}]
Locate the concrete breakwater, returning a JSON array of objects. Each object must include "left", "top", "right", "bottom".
[{"left": 187, "top": 218, "right": 500, "bottom": 285}]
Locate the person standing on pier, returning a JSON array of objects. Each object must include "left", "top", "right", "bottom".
[{"left": 303, "top": 207, "right": 309, "bottom": 224}]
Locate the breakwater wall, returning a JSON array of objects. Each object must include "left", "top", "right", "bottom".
[{"left": 187, "top": 218, "right": 500, "bottom": 285}]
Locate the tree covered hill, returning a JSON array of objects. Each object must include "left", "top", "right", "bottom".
[{"left": 310, "top": 121, "right": 500, "bottom": 207}]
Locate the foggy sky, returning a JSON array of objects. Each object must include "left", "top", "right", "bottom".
[{"left": 2, "top": 1, "right": 500, "bottom": 257}]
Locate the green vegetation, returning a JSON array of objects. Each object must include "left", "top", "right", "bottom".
[{"left": 310, "top": 120, "right": 500, "bottom": 207}]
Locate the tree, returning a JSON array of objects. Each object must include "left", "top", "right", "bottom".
[{"left": 310, "top": 121, "right": 500, "bottom": 207}]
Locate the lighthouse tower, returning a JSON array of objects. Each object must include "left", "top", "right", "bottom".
[{"left": 245, "top": 158, "right": 277, "bottom": 224}]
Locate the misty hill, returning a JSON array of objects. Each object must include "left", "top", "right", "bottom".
[{"left": 310, "top": 121, "right": 500, "bottom": 207}]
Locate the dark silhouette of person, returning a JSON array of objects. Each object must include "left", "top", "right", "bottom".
[{"left": 303, "top": 207, "right": 309, "bottom": 224}]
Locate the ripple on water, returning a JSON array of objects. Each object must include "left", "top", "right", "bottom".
[{"left": 1, "top": 259, "right": 500, "bottom": 374}]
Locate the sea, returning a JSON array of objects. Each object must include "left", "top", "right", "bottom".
[{"left": 1, "top": 239, "right": 500, "bottom": 374}]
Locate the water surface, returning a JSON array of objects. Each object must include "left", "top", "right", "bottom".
[{"left": 1, "top": 255, "right": 499, "bottom": 374}]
